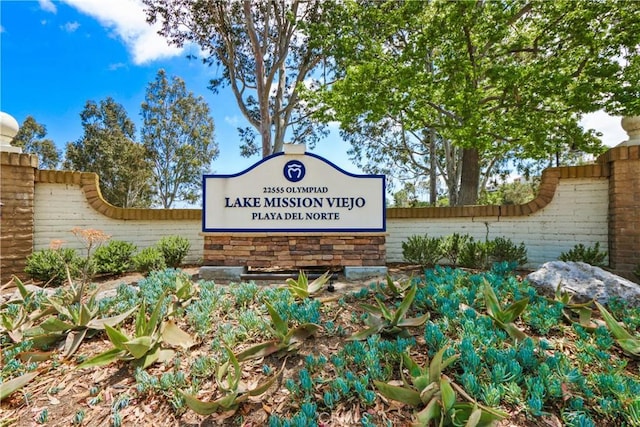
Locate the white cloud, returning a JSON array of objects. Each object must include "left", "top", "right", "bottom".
[
  {"left": 225, "top": 116, "right": 240, "bottom": 127},
  {"left": 61, "top": 0, "right": 183, "bottom": 64},
  {"left": 61, "top": 21, "right": 80, "bottom": 33},
  {"left": 108, "top": 62, "right": 127, "bottom": 71},
  {"left": 579, "top": 111, "right": 627, "bottom": 147},
  {"left": 39, "top": 0, "right": 57, "bottom": 14}
]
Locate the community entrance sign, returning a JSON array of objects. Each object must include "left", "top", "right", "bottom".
[
  {"left": 200, "top": 144, "right": 387, "bottom": 281},
  {"left": 203, "top": 145, "right": 385, "bottom": 232}
]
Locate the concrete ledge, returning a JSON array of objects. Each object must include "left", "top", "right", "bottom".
[
  {"left": 199, "top": 266, "right": 246, "bottom": 281},
  {"left": 344, "top": 266, "right": 388, "bottom": 280}
]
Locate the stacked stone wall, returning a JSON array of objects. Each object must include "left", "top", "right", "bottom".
[
  {"left": 203, "top": 233, "right": 386, "bottom": 268},
  {"left": 0, "top": 152, "right": 38, "bottom": 283}
]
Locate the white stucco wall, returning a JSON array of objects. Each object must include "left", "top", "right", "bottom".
[
  {"left": 34, "top": 183, "right": 203, "bottom": 263},
  {"left": 386, "top": 178, "right": 609, "bottom": 267},
  {"left": 34, "top": 177, "right": 609, "bottom": 269}
]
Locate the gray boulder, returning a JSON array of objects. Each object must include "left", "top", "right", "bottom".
[{"left": 527, "top": 261, "right": 640, "bottom": 306}]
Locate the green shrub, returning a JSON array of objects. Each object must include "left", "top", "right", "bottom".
[
  {"left": 490, "top": 237, "right": 528, "bottom": 267},
  {"left": 458, "top": 238, "right": 491, "bottom": 269},
  {"left": 92, "top": 240, "right": 137, "bottom": 275},
  {"left": 440, "top": 233, "right": 470, "bottom": 267},
  {"left": 24, "top": 248, "right": 82, "bottom": 286},
  {"left": 157, "top": 235, "right": 191, "bottom": 268},
  {"left": 132, "top": 247, "right": 166, "bottom": 276},
  {"left": 559, "top": 242, "right": 607, "bottom": 267},
  {"left": 401, "top": 234, "right": 443, "bottom": 268}
]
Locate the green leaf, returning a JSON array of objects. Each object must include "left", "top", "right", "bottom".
[
  {"left": 88, "top": 306, "right": 138, "bottom": 330},
  {"left": 180, "top": 391, "right": 237, "bottom": 415},
  {"left": 224, "top": 346, "right": 241, "bottom": 391},
  {"left": 386, "top": 274, "right": 400, "bottom": 295},
  {"left": 0, "top": 371, "right": 40, "bottom": 401},
  {"left": 402, "top": 352, "right": 423, "bottom": 378},
  {"left": 286, "top": 323, "right": 320, "bottom": 345},
  {"left": 464, "top": 406, "right": 482, "bottom": 427},
  {"left": 105, "top": 324, "right": 129, "bottom": 350},
  {"left": 79, "top": 304, "right": 93, "bottom": 326},
  {"left": 373, "top": 380, "right": 422, "bottom": 407},
  {"left": 135, "top": 301, "right": 147, "bottom": 337},
  {"left": 440, "top": 377, "right": 456, "bottom": 412},
  {"left": 347, "top": 325, "right": 380, "bottom": 341},
  {"left": 595, "top": 301, "right": 636, "bottom": 341},
  {"left": 375, "top": 296, "right": 394, "bottom": 322},
  {"left": 265, "top": 301, "right": 288, "bottom": 338},
  {"left": 397, "top": 313, "right": 429, "bottom": 328},
  {"left": 415, "top": 397, "right": 441, "bottom": 426},
  {"left": 40, "top": 317, "right": 74, "bottom": 332},
  {"left": 235, "top": 340, "right": 282, "bottom": 362},
  {"left": 483, "top": 283, "right": 502, "bottom": 319},
  {"left": 124, "top": 336, "right": 154, "bottom": 359},
  {"left": 248, "top": 360, "right": 286, "bottom": 396},
  {"left": 77, "top": 347, "right": 124, "bottom": 369},
  {"left": 307, "top": 270, "right": 331, "bottom": 294},
  {"left": 145, "top": 292, "right": 167, "bottom": 336},
  {"left": 392, "top": 282, "right": 417, "bottom": 325},
  {"left": 501, "top": 297, "right": 529, "bottom": 323},
  {"left": 429, "top": 346, "right": 447, "bottom": 384}
]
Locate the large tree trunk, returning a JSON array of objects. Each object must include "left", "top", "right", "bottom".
[
  {"left": 428, "top": 128, "right": 437, "bottom": 206},
  {"left": 458, "top": 147, "right": 480, "bottom": 205}
]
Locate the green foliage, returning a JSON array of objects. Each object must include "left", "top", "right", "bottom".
[
  {"left": 78, "top": 293, "right": 195, "bottom": 369},
  {"left": 595, "top": 301, "right": 640, "bottom": 357},
  {"left": 441, "top": 233, "right": 470, "bottom": 267},
  {"left": 92, "top": 240, "right": 137, "bottom": 275},
  {"left": 402, "top": 234, "right": 443, "bottom": 268},
  {"left": 559, "top": 242, "right": 608, "bottom": 267},
  {"left": 374, "top": 347, "right": 507, "bottom": 426},
  {"left": 349, "top": 282, "right": 429, "bottom": 341},
  {"left": 63, "top": 97, "right": 153, "bottom": 208},
  {"left": 483, "top": 282, "right": 530, "bottom": 342},
  {"left": 286, "top": 270, "right": 331, "bottom": 299},
  {"left": 132, "top": 247, "right": 166, "bottom": 276},
  {"left": 180, "top": 347, "right": 284, "bottom": 415},
  {"left": 459, "top": 239, "right": 491, "bottom": 270},
  {"left": 490, "top": 237, "right": 528, "bottom": 267},
  {"left": 12, "top": 115, "right": 60, "bottom": 169},
  {"left": 156, "top": 235, "right": 190, "bottom": 268},
  {"left": 141, "top": 69, "right": 218, "bottom": 207},
  {"left": 25, "top": 248, "right": 82, "bottom": 286},
  {"left": 235, "top": 300, "right": 321, "bottom": 361}
]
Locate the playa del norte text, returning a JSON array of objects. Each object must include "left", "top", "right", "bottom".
[{"left": 223, "top": 196, "right": 366, "bottom": 221}]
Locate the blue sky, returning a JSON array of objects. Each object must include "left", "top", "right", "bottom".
[
  {"left": 0, "top": 0, "right": 355, "bottom": 174},
  {"left": 0, "top": 0, "right": 630, "bottom": 177}
]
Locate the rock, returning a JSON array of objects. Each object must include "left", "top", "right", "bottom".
[
  {"left": 527, "top": 261, "right": 640, "bottom": 306},
  {"left": 1, "top": 284, "right": 57, "bottom": 305}
]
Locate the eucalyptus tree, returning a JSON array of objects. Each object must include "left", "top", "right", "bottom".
[
  {"left": 312, "top": 0, "right": 640, "bottom": 205},
  {"left": 64, "top": 98, "right": 153, "bottom": 208},
  {"left": 11, "top": 116, "right": 61, "bottom": 169},
  {"left": 144, "top": 0, "right": 329, "bottom": 158},
  {"left": 141, "top": 69, "right": 217, "bottom": 208}
]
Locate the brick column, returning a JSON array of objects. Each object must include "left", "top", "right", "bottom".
[
  {"left": 600, "top": 145, "right": 640, "bottom": 280},
  {"left": 0, "top": 152, "right": 39, "bottom": 284}
]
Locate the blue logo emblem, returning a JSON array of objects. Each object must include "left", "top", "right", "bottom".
[{"left": 283, "top": 160, "right": 305, "bottom": 182}]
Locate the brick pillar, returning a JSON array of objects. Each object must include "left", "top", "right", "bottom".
[
  {"left": 600, "top": 145, "right": 640, "bottom": 280},
  {"left": 0, "top": 152, "right": 38, "bottom": 284}
]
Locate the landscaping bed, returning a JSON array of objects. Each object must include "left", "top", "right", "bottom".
[{"left": 2, "top": 264, "right": 640, "bottom": 426}]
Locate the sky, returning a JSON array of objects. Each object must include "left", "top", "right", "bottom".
[{"left": 0, "top": 0, "right": 631, "bottom": 178}]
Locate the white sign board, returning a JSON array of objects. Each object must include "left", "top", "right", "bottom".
[{"left": 203, "top": 150, "right": 385, "bottom": 232}]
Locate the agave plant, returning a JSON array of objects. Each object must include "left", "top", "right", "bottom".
[
  {"left": 78, "top": 293, "right": 195, "bottom": 369},
  {"left": 553, "top": 283, "right": 598, "bottom": 330},
  {"left": 235, "top": 300, "right": 320, "bottom": 361},
  {"left": 0, "top": 371, "right": 41, "bottom": 402},
  {"left": 595, "top": 301, "right": 640, "bottom": 357},
  {"left": 349, "top": 282, "right": 429, "bottom": 341},
  {"left": 374, "top": 347, "right": 507, "bottom": 427},
  {"left": 180, "top": 347, "right": 284, "bottom": 415},
  {"left": 377, "top": 275, "right": 415, "bottom": 299},
  {"left": 286, "top": 270, "right": 331, "bottom": 299},
  {"left": 483, "top": 282, "right": 529, "bottom": 342}
]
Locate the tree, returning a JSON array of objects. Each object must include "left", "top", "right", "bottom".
[
  {"left": 64, "top": 98, "right": 153, "bottom": 208},
  {"left": 11, "top": 116, "right": 61, "bottom": 169},
  {"left": 141, "top": 69, "right": 217, "bottom": 208},
  {"left": 143, "top": 0, "right": 328, "bottom": 158},
  {"left": 312, "top": 0, "right": 640, "bottom": 205}
]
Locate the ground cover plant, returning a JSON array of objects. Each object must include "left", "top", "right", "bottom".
[{"left": 3, "top": 263, "right": 640, "bottom": 426}]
